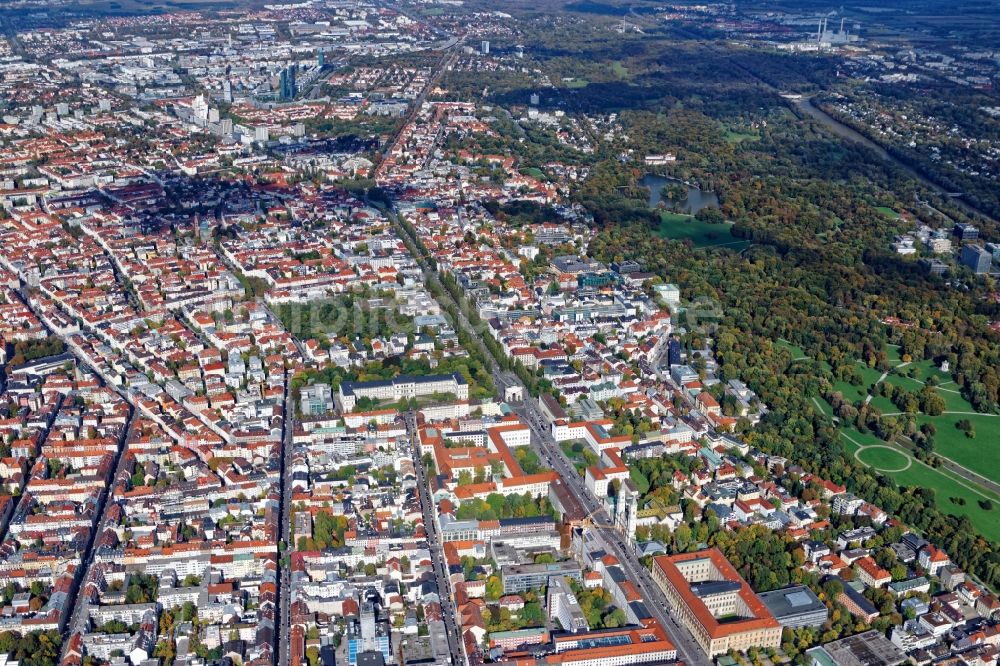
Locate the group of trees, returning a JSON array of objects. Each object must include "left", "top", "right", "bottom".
[
  {"left": 605, "top": 398, "right": 655, "bottom": 441},
  {"left": 816, "top": 87, "right": 1000, "bottom": 221},
  {"left": 296, "top": 510, "right": 350, "bottom": 551},
  {"left": 443, "top": 12, "right": 1000, "bottom": 592},
  {"left": 568, "top": 581, "right": 628, "bottom": 629},
  {"left": 587, "top": 212, "right": 1000, "bottom": 589},
  {"left": 453, "top": 492, "right": 555, "bottom": 522},
  {"left": 870, "top": 380, "right": 947, "bottom": 417},
  {"left": 125, "top": 573, "right": 159, "bottom": 605},
  {"left": 292, "top": 352, "right": 493, "bottom": 414},
  {"left": 632, "top": 454, "right": 699, "bottom": 507},
  {"left": 276, "top": 292, "right": 414, "bottom": 347},
  {"left": 514, "top": 447, "right": 545, "bottom": 474},
  {"left": 5, "top": 337, "right": 66, "bottom": 370},
  {"left": 483, "top": 596, "right": 545, "bottom": 633},
  {"left": 0, "top": 631, "right": 61, "bottom": 666},
  {"left": 561, "top": 440, "right": 599, "bottom": 476}
]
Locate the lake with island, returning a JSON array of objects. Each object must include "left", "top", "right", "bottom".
[
  {"left": 640, "top": 173, "right": 720, "bottom": 214},
  {"left": 638, "top": 174, "right": 749, "bottom": 249}
]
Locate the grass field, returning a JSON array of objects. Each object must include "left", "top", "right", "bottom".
[
  {"left": 656, "top": 212, "right": 750, "bottom": 249},
  {"left": 886, "top": 344, "right": 903, "bottom": 366},
  {"left": 840, "top": 427, "right": 1000, "bottom": 542},
  {"left": 609, "top": 61, "right": 628, "bottom": 79},
  {"left": 871, "top": 362, "right": 1000, "bottom": 485},
  {"left": 856, "top": 445, "right": 910, "bottom": 471},
  {"left": 630, "top": 467, "right": 651, "bottom": 495},
  {"left": 915, "top": 414, "right": 1000, "bottom": 484},
  {"left": 561, "top": 441, "right": 596, "bottom": 477},
  {"left": 792, "top": 340, "right": 1000, "bottom": 542},
  {"left": 723, "top": 129, "right": 760, "bottom": 144},
  {"left": 877, "top": 206, "right": 901, "bottom": 219},
  {"left": 774, "top": 339, "right": 808, "bottom": 360},
  {"left": 831, "top": 362, "right": 884, "bottom": 403},
  {"left": 564, "top": 78, "right": 589, "bottom": 89},
  {"left": 868, "top": 394, "right": 897, "bottom": 414}
]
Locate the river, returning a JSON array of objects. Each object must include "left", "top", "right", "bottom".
[
  {"left": 640, "top": 173, "right": 720, "bottom": 214},
  {"left": 793, "top": 97, "right": 895, "bottom": 161},
  {"left": 792, "top": 96, "right": 997, "bottom": 224}
]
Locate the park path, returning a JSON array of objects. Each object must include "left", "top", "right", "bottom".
[
  {"left": 865, "top": 361, "right": 910, "bottom": 404},
  {"left": 843, "top": 431, "right": 1000, "bottom": 501},
  {"left": 791, "top": 344, "right": 1000, "bottom": 499}
]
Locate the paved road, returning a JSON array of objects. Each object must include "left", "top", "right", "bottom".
[
  {"left": 382, "top": 62, "right": 709, "bottom": 664},
  {"left": 498, "top": 381, "right": 709, "bottom": 666},
  {"left": 406, "top": 412, "right": 464, "bottom": 666},
  {"left": 373, "top": 36, "right": 461, "bottom": 177},
  {"left": 61, "top": 408, "right": 137, "bottom": 657},
  {"left": 277, "top": 375, "right": 295, "bottom": 666}
]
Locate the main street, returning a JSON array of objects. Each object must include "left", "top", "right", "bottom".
[
  {"left": 378, "top": 38, "right": 708, "bottom": 664},
  {"left": 499, "top": 381, "right": 709, "bottom": 666},
  {"left": 405, "top": 411, "right": 466, "bottom": 666},
  {"left": 276, "top": 374, "right": 295, "bottom": 666}
]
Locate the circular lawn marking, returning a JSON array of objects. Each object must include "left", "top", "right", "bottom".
[{"left": 854, "top": 445, "right": 912, "bottom": 473}]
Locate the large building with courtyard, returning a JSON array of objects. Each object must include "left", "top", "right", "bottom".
[{"left": 651, "top": 548, "right": 782, "bottom": 657}]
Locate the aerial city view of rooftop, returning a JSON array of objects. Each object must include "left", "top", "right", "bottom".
[{"left": 0, "top": 1, "right": 998, "bottom": 666}]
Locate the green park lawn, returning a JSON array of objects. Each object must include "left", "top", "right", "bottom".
[
  {"left": 870, "top": 363, "right": 1000, "bottom": 484},
  {"left": 656, "top": 212, "right": 750, "bottom": 249},
  {"left": 804, "top": 340, "right": 1000, "bottom": 542},
  {"left": 774, "top": 339, "right": 808, "bottom": 361},
  {"left": 877, "top": 206, "right": 901, "bottom": 219},
  {"left": 886, "top": 344, "right": 903, "bottom": 366},
  {"left": 868, "top": 394, "right": 897, "bottom": 414},
  {"left": 831, "top": 362, "right": 884, "bottom": 403},
  {"left": 840, "top": 426, "right": 1000, "bottom": 542},
  {"left": 915, "top": 414, "right": 1000, "bottom": 485},
  {"left": 856, "top": 445, "right": 910, "bottom": 471},
  {"left": 630, "top": 466, "right": 651, "bottom": 495},
  {"left": 723, "top": 129, "right": 759, "bottom": 144},
  {"left": 789, "top": 342, "right": 1000, "bottom": 537},
  {"left": 561, "top": 441, "right": 596, "bottom": 477}
]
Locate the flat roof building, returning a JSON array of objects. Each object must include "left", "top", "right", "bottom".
[
  {"left": 806, "top": 630, "right": 906, "bottom": 666},
  {"left": 961, "top": 245, "right": 994, "bottom": 275},
  {"left": 547, "top": 575, "right": 589, "bottom": 633},
  {"left": 758, "top": 586, "right": 829, "bottom": 628},
  {"left": 339, "top": 373, "right": 468, "bottom": 411},
  {"left": 501, "top": 561, "right": 582, "bottom": 594},
  {"left": 545, "top": 624, "right": 676, "bottom": 666},
  {"left": 651, "top": 548, "right": 781, "bottom": 657}
]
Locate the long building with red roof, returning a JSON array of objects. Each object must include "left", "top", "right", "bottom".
[{"left": 651, "top": 548, "right": 781, "bottom": 657}]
